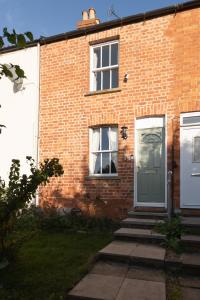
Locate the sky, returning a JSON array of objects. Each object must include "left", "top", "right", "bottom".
[{"left": 0, "top": 0, "right": 189, "bottom": 39}]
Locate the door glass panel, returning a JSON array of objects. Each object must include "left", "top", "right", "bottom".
[
  {"left": 193, "top": 136, "right": 200, "bottom": 162},
  {"left": 183, "top": 116, "right": 200, "bottom": 125}
]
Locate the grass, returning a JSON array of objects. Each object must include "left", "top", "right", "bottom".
[{"left": 0, "top": 231, "right": 112, "bottom": 300}]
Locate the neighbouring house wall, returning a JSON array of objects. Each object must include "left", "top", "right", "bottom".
[
  {"left": 39, "top": 8, "right": 200, "bottom": 218},
  {"left": 0, "top": 46, "right": 39, "bottom": 189}
]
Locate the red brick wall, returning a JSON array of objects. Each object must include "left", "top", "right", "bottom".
[{"left": 39, "top": 8, "right": 200, "bottom": 219}]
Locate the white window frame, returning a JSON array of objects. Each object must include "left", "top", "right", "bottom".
[
  {"left": 89, "top": 126, "right": 118, "bottom": 177},
  {"left": 180, "top": 112, "right": 200, "bottom": 127},
  {"left": 90, "top": 40, "right": 119, "bottom": 92}
]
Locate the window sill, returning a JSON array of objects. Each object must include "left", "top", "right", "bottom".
[
  {"left": 85, "top": 175, "right": 121, "bottom": 180},
  {"left": 84, "top": 88, "right": 121, "bottom": 97}
]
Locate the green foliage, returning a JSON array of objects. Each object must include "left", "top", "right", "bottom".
[
  {"left": 0, "top": 231, "right": 111, "bottom": 300},
  {"left": 0, "top": 28, "right": 33, "bottom": 81},
  {"left": 15, "top": 205, "right": 120, "bottom": 234},
  {"left": 155, "top": 216, "right": 184, "bottom": 253},
  {"left": 0, "top": 157, "right": 64, "bottom": 260}
]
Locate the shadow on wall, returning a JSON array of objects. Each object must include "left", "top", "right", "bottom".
[{"left": 39, "top": 146, "right": 134, "bottom": 220}]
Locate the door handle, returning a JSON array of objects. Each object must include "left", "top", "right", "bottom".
[{"left": 191, "top": 173, "right": 200, "bottom": 177}]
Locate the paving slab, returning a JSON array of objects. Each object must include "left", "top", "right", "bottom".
[
  {"left": 68, "top": 273, "right": 124, "bottom": 300},
  {"left": 91, "top": 261, "right": 128, "bottom": 278},
  {"left": 116, "top": 278, "right": 166, "bottom": 300},
  {"left": 182, "top": 287, "right": 200, "bottom": 300},
  {"left": 127, "top": 266, "right": 166, "bottom": 283},
  {"left": 130, "top": 243, "right": 166, "bottom": 265},
  {"left": 99, "top": 240, "right": 137, "bottom": 256}
]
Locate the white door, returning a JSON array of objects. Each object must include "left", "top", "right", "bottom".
[{"left": 180, "top": 113, "right": 200, "bottom": 208}]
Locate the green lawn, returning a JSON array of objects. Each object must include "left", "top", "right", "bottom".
[{"left": 0, "top": 231, "right": 112, "bottom": 300}]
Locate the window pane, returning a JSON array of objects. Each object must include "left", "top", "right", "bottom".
[
  {"left": 111, "top": 152, "right": 117, "bottom": 173},
  {"left": 94, "top": 71, "right": 101, "bottom": 91},
  {"left": 111, "top": 69, "right": 118, "bottom": 88},
  {"left": 92, "top": 128, "right": 100, "bottom": 151},
  {"left": 193, "top": 136, "right": 200, "bottom": 162},
  {"left": 110, "top": 127, "right": 118, "bottom": 150},
  {"left": 93, "top": 47, "right": 101, "bottom": 68},
  {"left": 102, "top": 127, "right": 109, "bottom": 150},
  {"left": 183, "top": 116, "right": 200, "bottom": 125},
  {"left": 103, "top": 70, "right": 110, "bottom": 90},
  {"left": 111, "top": 43, "right": 118, "bottom": 65},
  {"left": 93, "top": 153, "right": 101, "bottom": 174},
  {"left": 102, "top": 153, "right": 110, "bottom": 174},
  {"left": 102, "top": 45, "right": 109, "bottom": 67}
]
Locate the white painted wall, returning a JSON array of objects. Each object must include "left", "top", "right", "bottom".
[{"left": 0, "top": 46, "right": 39, "bottom": 182}]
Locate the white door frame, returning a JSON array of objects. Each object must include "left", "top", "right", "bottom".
[
  {"left": 134, "top": 115, "right": 167, "bottom": 208},
  {"left": 180, "top": 112, "right": 200, "bottom": 209}
]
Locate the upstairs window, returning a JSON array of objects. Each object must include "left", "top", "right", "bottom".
[
  {"left": 90, "top": 41, "right": 119, "bottom": 92},
  {"left": 89, "top": 126, "right": 118, "bottom": 176}
]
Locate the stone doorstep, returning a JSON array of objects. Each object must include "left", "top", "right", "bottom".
[
  {"left": 128, "top": 211, "right": 168, "bottom": 219},
  {"left": 121, "top": 218, "right": 164, "bottom": 228},
  {"left": 181, "top": 235, "right": 200, "bottom": 245},
  {"left": 114, "top": 227, "right": 165, "bottom": 242},
  {"left": 99, "top": 240, "right": 166, "bottom": 267},
  {"left": 181, "top": 217, "right": 200, "bottom": 228}
]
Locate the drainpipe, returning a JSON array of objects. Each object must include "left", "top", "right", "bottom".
[
  {"left": 167, "top": 170, "right": 173, "bottom": 220},
  {"left": 35, "top": 42, "right": 40, "bottom": 206}
]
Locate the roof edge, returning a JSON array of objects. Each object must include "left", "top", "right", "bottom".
[{"left": 0, "top": 0, "right": 200, "bottom": 54}]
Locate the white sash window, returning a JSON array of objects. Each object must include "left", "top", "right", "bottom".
[
  {"left": 90, "top": 41, "right": 119, "bottom": 92},
  {"left": 89, "top": 126, "right": 118, "bottom": 176}
]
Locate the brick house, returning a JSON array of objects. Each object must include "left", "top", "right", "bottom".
[
  {"left": 1, "top": 1, "right": 200, "bottom": 219},
  {"left": 39, "top": 0, "right": 200, "bottom": 219}
]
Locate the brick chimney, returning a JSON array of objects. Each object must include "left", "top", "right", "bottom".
[{"left": 77, "top": 8, "right": 100, "bottom": 29}]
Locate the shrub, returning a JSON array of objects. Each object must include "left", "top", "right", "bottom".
[
  {"left": 155, "top": 216, "right": 185, "bottom": 253},
  {"left": 0, "top": 157, "right": 64, "bottom": 261}
]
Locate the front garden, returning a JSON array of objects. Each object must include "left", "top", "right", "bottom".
[{"left": 0, "top": 211, "right": 116, "bottom": 300}]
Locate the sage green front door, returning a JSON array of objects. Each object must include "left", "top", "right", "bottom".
[{"left": 136, "top": 127, "right": 165, "bottom": 205}]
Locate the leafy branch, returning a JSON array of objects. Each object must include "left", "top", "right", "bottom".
[{"left": 0, "top": 28, "right": 33, "bottom": 81}]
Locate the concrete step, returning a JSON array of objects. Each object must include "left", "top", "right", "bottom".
[
  {"left": 181, "top": 217, "right": 200, "bottom": 232},
  {"left": 128, "top": 211, "right": 168, "bottom": 220},
  {"left": 181, "top": 253, "right": 200, "bottom": 275},
  {"left": 98, "top": 240, "right": 166, "bottom": 267},
  {"left": 121, "top": 217, "right": 164, "bottom": 229},
  {"left": 181, "top": 234, "right": 200, "bottom": 251},
  {"left": 114, "top": 227, "right": 166, "bottom": 244}
]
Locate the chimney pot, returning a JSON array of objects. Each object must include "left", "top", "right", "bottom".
[
  {"left": 77, "top": 8, "right": 100, "bottom": 30},
  {"left": 89, "top": 8, "right": 96, "bottom": 19},
  {"left": 82, "top": 10, "right": 88, "bottom": 21}
]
